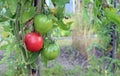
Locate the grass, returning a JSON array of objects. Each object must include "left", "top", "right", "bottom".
[{"left": 40, "top": 62, "right": 82, "bottom": 76}]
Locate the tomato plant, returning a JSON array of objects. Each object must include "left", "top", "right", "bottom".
[
  {"left": 0, "top": 0, "right": 71, "bottom": 75},
  {"left": 24, "top": 32, "right": 44, "bottom": 52}
]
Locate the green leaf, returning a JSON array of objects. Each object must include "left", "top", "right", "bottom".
[
  {"left": 0, "top": 21, "right": 11, "bottom": 32},
  {"left": 6, "top": 0, "right": 17, "bottom": 15},
  {"left": 0, "top": 8, "right": 13, "bottom": 22},
  {"left": 83, "top": 0, "right": 94, "bottom": 4},
  {"left": 26, "top": 52, "right": 40, "bottom": 64},
  {"left": 56, "top": 6, "right": 65, "bottom": 19},
  {"left": 51, "top": 0, "right": 70, "bottom": 20},
  {"left": 51, "top": 0, "right": 69, "bottom": 5},
  {"left": 57, "top": 20, "right": 70, "bottom": 30},
  {"left": 41, "top": 54, "right": 48, "bottom": 67},
  {"left": 0, "top": 42, "right": 15, "bottom": 64},
  {"left": 104, "top": 8, "right": 120, "bottom": 26},
  {"left": 0, "top": 45, "right": 8, "bottom": 51},
  {"left": 22, "top": 6, "right": 35, "bottom": 23}
]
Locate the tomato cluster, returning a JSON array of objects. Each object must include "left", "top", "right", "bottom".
[{"left": 24, "top": 14, "right": 60, "bottom": 60}]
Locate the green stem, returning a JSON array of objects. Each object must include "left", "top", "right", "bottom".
[
  {"left": 0, "top": 14, "right": 15, "bottom": 21},
  {"left": 13, "top": 0, "right": 31, "bottom": 75}
]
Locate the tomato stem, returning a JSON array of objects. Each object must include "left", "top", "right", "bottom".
[
  {"left": 0, "top": 14, "right": 15, "bottom": 22},
  {"left": 12, "top": 0, "right": 32, "bottom": 75}
]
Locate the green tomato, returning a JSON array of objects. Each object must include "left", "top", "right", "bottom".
[
  {"left": 41, "top": 43, "right": 60, "bottom": 60},
  {"left": 34, "top": 14, "right": 53, "bottom": 34}
]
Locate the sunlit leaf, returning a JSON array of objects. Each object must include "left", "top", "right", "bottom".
[
  {"left": 51, "top": 0, "right": 69, "bottom": 5},
  {"left": 51, "top": 0, "right": 70, "bottom": 20},
  {"left": 58, "top": 20, "right": 70, "bottom": 30},
  {"left": 104, "top": 8, "right": 120, "bottom": 26},
  {"left": 0, "top": 42, "right": 9, "bottom": 50},
  {"left": 83, "top": 0, "right": 94, "bottom": 4}
]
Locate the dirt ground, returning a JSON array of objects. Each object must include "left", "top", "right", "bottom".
[{"left": 40, "top": 45, "right": 104, "bottom": 75}]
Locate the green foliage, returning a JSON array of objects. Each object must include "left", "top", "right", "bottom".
[
  {"left": 83, "top": 0, "right": 94, "bottom": 4},
  {"left": 41, "top": 63, "right": 64, "bottom": 76},
  {"left": 51, "top": 0, "right": 69, "bottom": 5},
  {"left": 50, "top": 0, "right": 72, "bottom": 30},
  {"left": 0, "top": 0, "right": 72, "bottom": 75},
  {"left": 52, "top": 27, "right": 72, "bottom": 37},
  {"left": 26, "top": 52, "right": 40, "bottom": 65},
  {"left": 6, "top": 0, "right": 17, "bottom": 15},
  {"left": 104, "top": 8, "right": 120, "bottom": 26},
  {"left": 0, "top": 8, "right": 13, "bottom": 22},
  {"left": 0, "top": 22, "right": 14, "bottom": 64},
  {"left": 22, "top": 6, "right": 35, "bottom": 23},
  {"left": 1, "top": 0, "right": 120, "bottom": 75}
]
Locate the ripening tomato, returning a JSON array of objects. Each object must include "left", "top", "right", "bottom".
[
  {"left": 34, "top": 14, "right": 53, "bottom": 34},
  {"left": 41, "top": 43, "right": 60, "bottom": 60},
  {"left": 24, "top": 32, "right": 44, "bottom": 52}
]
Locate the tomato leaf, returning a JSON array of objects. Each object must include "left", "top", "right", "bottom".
[
  {"left": 6, "top": 0, "right": 17, "bottom": 15},
  {"left": 26, "top": 52, "right": 40, "bottom": 64},
  {"left": 0, "top": 40, "right": 15, "bottom": 64},
  {"left": 51, "top": 0, "right": 69, "bottom": 5},
  {"left": 56, "top": 6, "right": 65, "bottom": 19},
  {"left": 0, "top": 8, "right": 13, "bottom": 22},
  {"left": 84, "top": 0, "right": 93, "bottom": 4},
  {"left": 41, "top": 55, "right": 48, "bottom": 67},
  {"left": 51, "top": 0, "right": 70, "bottom": 20},
  {"left": 57, "top": 20, "right": 70, "bottom": 30},
  {"left": 0, "top": 43, "right": 8, "bottom": 50},
  {"left": 22, "top": 6, "right": 35, "bottom": 23}
]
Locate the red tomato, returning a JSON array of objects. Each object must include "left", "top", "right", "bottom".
[{"left": 24, "top": 32, "right": 44, "bottom": 52}]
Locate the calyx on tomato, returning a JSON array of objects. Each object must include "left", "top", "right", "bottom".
[
  {"left": 34, "top": 14, "right": 53, "bottom": 34},
  {"left": 24, "top": 32, "right": 44, "bottom": 52},
  {"left": 41, "top": 43, "right": 60, "bottom": 60}
]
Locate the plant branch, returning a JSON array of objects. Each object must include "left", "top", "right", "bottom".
[
  {"left": 35, "top": 0, "right": 45, "bottom": 13},
  {"left": 14, "top": 0, "right": 31, "bottom": 75},
  {"left": 0, "top": 14, "right": 15, "bottom": 22}
]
